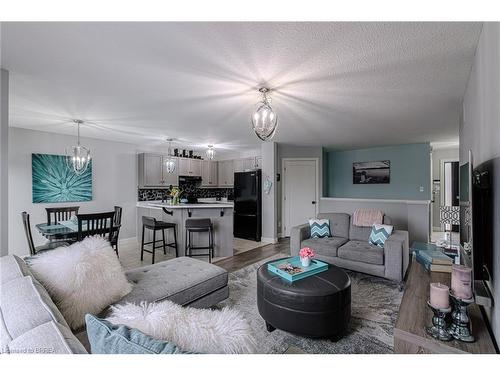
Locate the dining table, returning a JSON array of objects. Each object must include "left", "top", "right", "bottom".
[{"left": 35, "top": 219, "right": 115, "bottom": 242}]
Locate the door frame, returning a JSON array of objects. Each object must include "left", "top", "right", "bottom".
[
  {"left": 438, "top": 157, "right": 459, "bottom": 231},
  {"left": 281, "top": 158, "right": 320, "bottom": 237}
]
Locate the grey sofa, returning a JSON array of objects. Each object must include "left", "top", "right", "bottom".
[
  {"left": 291, "top": 213, "right": 409, "bottom": 282},
  {"left": 0, "top": 255, "right": 228, "bottom": 354}
]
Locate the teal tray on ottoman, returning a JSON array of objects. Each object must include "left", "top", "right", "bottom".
[
  {"left": 257, "top": 258, "right": 351, "bottom": 340},
  {"left": 267, "top": 256, "right": 328, "bottom": 282}
]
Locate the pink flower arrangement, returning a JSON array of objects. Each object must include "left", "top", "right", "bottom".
[{"left": 299, "top": 247, "right": 315, "bottom": 259}]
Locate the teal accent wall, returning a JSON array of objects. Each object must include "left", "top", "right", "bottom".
[{"left": 325, "top": 143, "right": 431, "bottom": 200}]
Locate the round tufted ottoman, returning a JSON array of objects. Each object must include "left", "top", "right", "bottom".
[{"left": 257, "top": 258, "right": 351, "bottom": 339}]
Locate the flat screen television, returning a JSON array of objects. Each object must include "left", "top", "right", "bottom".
[{"left": 460, "top": 150, "right": 494, "bottom": 305}]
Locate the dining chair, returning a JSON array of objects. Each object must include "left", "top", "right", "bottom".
[
  {"left": 76, "top": 211, "right": 120, "bottom": 254},
  {"left": 110, "top": 206, "right": 123, "bottom": 256},
  {"left": 21, "top": 212, "right": 69, "bottom": 256},
  {"left": 46, "top": 206, "right": 80, "bottom": 225}
]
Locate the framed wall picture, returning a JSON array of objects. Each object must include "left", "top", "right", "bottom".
[
  {"left": 32, "top": 153, "right": 93, "bottom": 203},
  {"left": 353, "top": 160, "right": 390, "bottom": 184}
]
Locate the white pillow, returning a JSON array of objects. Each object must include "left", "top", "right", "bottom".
[
  {"left": 28, "top": 236, "right": 132, "bottom": 330},
  {"left": 107, "top": 300, "right": 257, "bottom": 354}
]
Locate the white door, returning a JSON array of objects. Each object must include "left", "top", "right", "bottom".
[{"left": 283, "top": 159, "right": 318, "bottom": 236}]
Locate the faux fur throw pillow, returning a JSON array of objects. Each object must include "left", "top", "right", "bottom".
[
  {"left": 107, "top": 301, "right": 257, "bottom": 354},
  {"left": 28, "top": 236, "right": 132, "bottom": 330}
]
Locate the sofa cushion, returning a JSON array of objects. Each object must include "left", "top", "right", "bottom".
[
  {"left": 317, "top": 213, "right": 350, "bottom": 239},
  {"left": 338, "top": 240, "right": 385, "bottom": 265},
  {"left": 8, "top": 321, "right": 87, "bottom": 354},
  {"left": 85, "top": 314, "right": 186, "bottom": 354},
  {"left": 0, "top": 255, "right": 34, "bottom": 285},
  {"left": 301, "top": 236, "right": 348, "bottom": 257},
  {"left": 118, "top": 257, "right": 228, "bottom": 306},
  {"left": 0, "top": 276, "right": 70, "bottom": 342}
]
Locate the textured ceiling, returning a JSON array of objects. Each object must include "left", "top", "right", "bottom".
[{"left": 1, "top": 22, "right": 482, "bottom": 154}]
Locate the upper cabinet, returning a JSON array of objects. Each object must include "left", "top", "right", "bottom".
[
  {"left": 138, "top": 153, "right": 178, "bottom": 188},
  {"left": 201, "top": 160, "right": 218, "bottom": 187},
  {"left": 218, "top": 160, "right": 234, "bottom": 187},
  {"left": 233, "top": 157, "right": 259, "bottom": 172},
  {"left": 138, "top": 153, "right": 261, "bottom": 189},
  {"left": 178, "top": 158, "right": 202, "bottom": 177}
]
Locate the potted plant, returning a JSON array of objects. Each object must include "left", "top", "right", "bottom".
[{"left": 299, "top": 247, "right": 315, "bottom": 267}]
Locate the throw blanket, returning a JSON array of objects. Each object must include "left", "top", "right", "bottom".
[{"left": 353, "top": 209, "right": 383, "bottom": 227}]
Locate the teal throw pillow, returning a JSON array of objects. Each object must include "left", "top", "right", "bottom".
[
  {"left": 308, "top": 219, "right": 331, "bottom": 238},
  {"left": 85, "top": 314, "right": 188, "bottom": 354},
  {"left": 368, "top": 224, "right": 394, "bottom": 247}
]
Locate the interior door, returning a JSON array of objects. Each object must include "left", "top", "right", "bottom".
[
  {"left": 283, "top": 159, "right": 318, "bottom": 236},
  {"left": 444, "top": 161, "right": 460, "bottom": 232}
]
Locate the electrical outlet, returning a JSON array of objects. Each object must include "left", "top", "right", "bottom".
[{"left": 419, "top": 186, "right": 424, "bottom": 192}]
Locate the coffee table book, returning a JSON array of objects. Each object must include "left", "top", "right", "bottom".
[{"left": 267, "top": 257, "right": 328, "bottom": 282}]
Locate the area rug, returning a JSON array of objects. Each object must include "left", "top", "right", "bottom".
[{"left": 218, "top": 254, "right": 403, "bottom": 354}]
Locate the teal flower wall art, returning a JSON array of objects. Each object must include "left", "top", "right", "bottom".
[{"left": 32, "top": 153, "right": 93, "bottom": 203}]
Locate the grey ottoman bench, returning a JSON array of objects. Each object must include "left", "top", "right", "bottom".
[
  {"left": 118, "top": 256, "right": 229, "bottom": 308},
  {"left": 1, "top": 254, "right": 229, "bottom": 354}
]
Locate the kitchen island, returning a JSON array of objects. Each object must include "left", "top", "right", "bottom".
[{"left": 136, "top": 201, "right": 234, "bottom": 259}]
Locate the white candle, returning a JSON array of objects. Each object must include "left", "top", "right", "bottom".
[
  {"left": 430, "top": 283, "right": 450, "bottom": 309},
  {"left": 451, "top": 264, "right": 473, "bottom": 299}
]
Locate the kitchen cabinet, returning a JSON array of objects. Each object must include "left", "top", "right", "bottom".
[
  {"left": 218, "top": 160, "right": 234, "bottom": 187},
  {"left": 234, "top": 157, "right": 259, "bottom": 172},
  {"left": 179, "top": 158, "right": 202, "bottom": 176},
  {"left": 233, "top": 159, "right": 245, "bottom": 173},
  {"left": 138, "top": 153, "right": 178, "bottom": 187},
  {"left": 201, "top": 160, "right": 218, "bottom": 187}
]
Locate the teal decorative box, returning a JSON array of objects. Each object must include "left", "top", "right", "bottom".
[{"left": 267, "top": 256, "right": 328, "bottom": 282}]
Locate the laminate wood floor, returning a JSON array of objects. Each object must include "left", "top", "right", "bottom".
[
  {"left": 118, "top": 238, "right": 290, "bottom": 272},
  {"left": 214, "top": 238, "right": 289, "bottom": 273}
]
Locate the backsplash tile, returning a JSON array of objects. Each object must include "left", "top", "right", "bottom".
[{"left": 138, "top": 184, "right": 234, "bottom": 201}]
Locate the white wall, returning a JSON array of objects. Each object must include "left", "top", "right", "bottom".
[
  {"left": 8, "top": 128, "right": 138, "bottom": 256},
  {"left": 320, "top": 198, "right": 430, "bottom": 244},
  {"left": 460, "top": 23, "right": 500, "bottom": 345},
  {"left": 261, "top": 142, "right": 278, "bottom": 243},
  {"left": 0, "top": 69, "right": 8, "bottom": 256}
]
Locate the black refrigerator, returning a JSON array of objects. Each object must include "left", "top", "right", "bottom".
[{"left": 233, "top": 170, "right": 262, "bottom": 242}]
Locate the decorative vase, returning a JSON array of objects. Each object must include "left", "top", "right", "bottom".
[{"left": 300, "top": 257, "right": 311, "bottom": 267}]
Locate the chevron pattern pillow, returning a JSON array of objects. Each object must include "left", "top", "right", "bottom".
[
  {"left": 369, "top": 224, "right": 394, "bottom": 247},
  {"left": 308, "top": 219, "right": 331, "bottom": 238}
]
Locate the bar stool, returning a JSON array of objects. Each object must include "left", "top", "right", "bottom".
[
  {"left": 185, "top": 218, "right": 214, "bottom": 263},
  {"left": 141, "top": 216, "right": 178, "bottom": 264}
]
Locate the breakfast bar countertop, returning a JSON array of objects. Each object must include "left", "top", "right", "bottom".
[{"left": 136, "top": 201, "right": 234, "bottom": 210}]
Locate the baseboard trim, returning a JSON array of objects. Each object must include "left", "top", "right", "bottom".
[{"left": 261, "top": 237, "right": 278, "bottom": 244}]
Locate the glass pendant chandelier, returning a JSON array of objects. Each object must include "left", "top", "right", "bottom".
[
  {"left": 165, "top": 138, "right": 176, "bottom": 173},
  {"left": 251, "top": 87, "right": 278, "bottom": 141},
  {"left": 65, "top": 119, "right": 91, "bottom": 175},
  {"left": 206, "top": 145, "right": 216, "bottom": 160}
]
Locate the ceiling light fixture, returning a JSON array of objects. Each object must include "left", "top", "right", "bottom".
[
  {"left": 165, "top": 138, "right": 176, "bottom": 173},
  {"left": 65, "top": 119, "right": 91, "bottom": 175},
  {"left": 206, "top": 145, "right": 216, "bottom": 160},
  {"left": 251, "top": 87, "right": 278, "bottom": 141}
]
